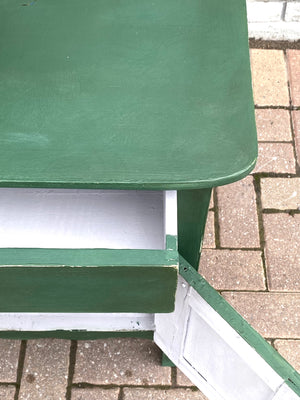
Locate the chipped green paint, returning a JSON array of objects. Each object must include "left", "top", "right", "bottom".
[
  {"left": 21, "top": 0, "right": 38, "bottom": 6},
  {"left": 179, "top": 256, "right": 300, "bottom": 396}
]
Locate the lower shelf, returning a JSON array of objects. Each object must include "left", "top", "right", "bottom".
[
  {"left": 0, "top": 249, "right": 178, "bottom": 314},
  {"left": 0, "top": 312, "right": 155, "bottom": 340}
]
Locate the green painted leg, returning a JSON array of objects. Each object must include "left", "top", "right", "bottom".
[
  {"left": 177, "top": 188, "right": 212, "bottom": 270},
  {"left": 161, "top": 352, "right": 175, "bottom": 367}
]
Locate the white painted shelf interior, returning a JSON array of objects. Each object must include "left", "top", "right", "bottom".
[{"left": 0, "top": 188, "right": 177, "bottom": 249}]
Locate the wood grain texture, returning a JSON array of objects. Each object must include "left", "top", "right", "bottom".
[{"left": 0, "top": 0, "right": 256, "bottom": 189}]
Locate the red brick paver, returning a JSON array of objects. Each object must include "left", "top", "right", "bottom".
[
  {"left": 254, "top": 143, "right": 296, "bottom": 174},
  {"left": 123, "top": 388, "right": 208, "bottom": 400},
  {"left": 250, "top": 49, "right": 289, "bottom": 106},
  {"left": 293, "top": 110, "right": 300, "bottom": 168},
  {"left": 287, "top": 50, "right": 300, "bottom": 106},
  {"left": 199, "top": 249, "right": 265, "bottom": 291},
  {"left": 176, "top": 369, "right": 195, "bottom": 387},
  {"left": 202, "top": 211, "right": 215, "bottom": 249},
  {"left": 19, "top": 339, "right": 70, "bottom": 400},
  {"left": 274, "top": 340, "right": 300, "bottom": 372},
  {"left": 0, "top": 340, "right": 20, "bottom": 382},
  {"left": 263, "top": 214, "right": 300, "bottom": 291},
  {"left": 217, "top": 176, "right": 260, "bottom": 248},
  {"left": 255, "top": 109, "right": 292, "bottom": 142},
  {"left": 261, "top": 178, "right": 300, "bottom": 210},
  {"left": 71, "top": 388, "right": 120, "bottom": 400},
  {"left": 0, "top": 386, "right": 16, "bottom": 399},
  {"left": 74, "top": 339, "right": 171, "bottom": 385},
  {"left": 222, "top": 292, "right": 300, "bottom": 339}
]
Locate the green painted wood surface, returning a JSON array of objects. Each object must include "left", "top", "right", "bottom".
[
  {"left": 0, "top": 0, "right": 256, "bottom": 190},
  {"left": 0, "top": 248, "right": 177, "bottom": 266},
  {"left": 0, "top": 331, "right": 154, "bottom": 340},
  {"left": 165, "top": 235, "right": 177, "bottom": 252},
  {"left": 179, "top": 256, "right": 300, "bottom": 396},
  {"left": 178, "top": 189, "right": 212, "bottom": 269},
  {"left": 0, "top": 264, "right": 177, "bottom": 312},
  {"left": 161, "top": 353, "right": 175, "bottom": 367}
]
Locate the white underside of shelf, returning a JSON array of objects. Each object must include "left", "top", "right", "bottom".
[
  {"left": 0, "top": 189, "right": 177, "bottom": 250},
  {"left": 0, "top": 313, "right": 155, "bottom": 332}
]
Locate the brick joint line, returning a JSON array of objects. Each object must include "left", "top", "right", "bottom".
[
  {"left": 14, "top": 340, "right": 27, "bottom": 400},
  {"left": 65, "top": 340, "right": 77, "bottom": 400},
  {"left": 71, "top": 383, "right": 198, "bottom": 390},
  {"left": 171, "top": 367, "right": 177, "bottom": 387},
  {"left": 213, "top": 189, "right": 221, "bottom": 249},
  {"left": 252, "top": 176, "right": 269, "bottom": 291},
  {"left": 118, "top": 387, "right": 123, "bottom": 400}
]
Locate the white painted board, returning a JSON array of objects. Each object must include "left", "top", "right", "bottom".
[
  {"left": 154, "top": 275, "right": 298, "bottom": 400},
  {"left": 0, "top": 313, "right": 154, "bottom": 332},
  {"left": 0, "top": 189, "right": 176, "bottom": 249}
]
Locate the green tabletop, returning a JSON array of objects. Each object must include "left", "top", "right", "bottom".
[{"left": 0, "top": 0, "right": 257, "bottom": 190}]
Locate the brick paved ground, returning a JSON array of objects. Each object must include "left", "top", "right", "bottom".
[{"left": 0, "top": 48, "right": 299, "bottom": 400}]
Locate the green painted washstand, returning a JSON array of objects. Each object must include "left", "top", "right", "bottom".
[{"left": 0, "top": 0, "right": 299, "bottom": 398}]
